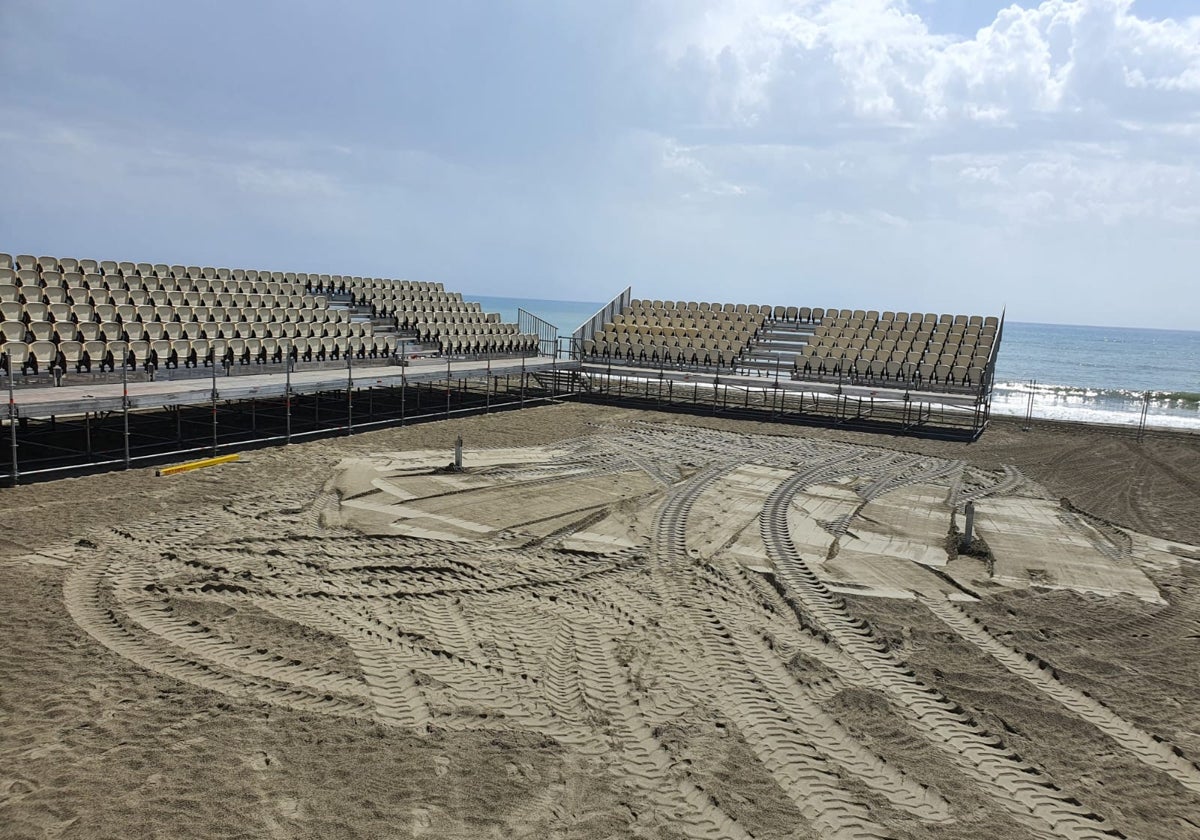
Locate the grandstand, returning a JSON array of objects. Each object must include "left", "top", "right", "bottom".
[
  {"left": 572, "top": 292, "right": 1000, "bottom": 395},
  {"left": 1, "top": 252, "right": 1003, "bottom": 483},
  {"left": 0, "top": 253, "right": 539, "bottom": 375},
  {"left": 569, "top": 286, "right": 1003, "bottom": 437}
]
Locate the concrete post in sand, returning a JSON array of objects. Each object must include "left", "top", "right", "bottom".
[
  {"left": 962, "top": 500, "right": 975, "bottom": 549},
  {"left": 455, "top": 435, "right": 463, "bottom": 470}
]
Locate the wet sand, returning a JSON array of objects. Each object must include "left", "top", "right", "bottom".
[{"left": 2, "top": 404, "right": 1198, "bottom": 840}]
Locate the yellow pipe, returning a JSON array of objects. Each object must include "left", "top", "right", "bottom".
[{"left": 155, "top": 453, "right": 240, "bottom": 477}]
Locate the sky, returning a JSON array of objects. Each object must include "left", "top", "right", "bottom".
[{"left": 2, "top": 0, "right": 1199, "bottom": 330}]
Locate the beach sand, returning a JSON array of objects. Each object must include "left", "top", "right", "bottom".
[{"left": 2, "top": 404, "right": 1199, "bottom": 840}]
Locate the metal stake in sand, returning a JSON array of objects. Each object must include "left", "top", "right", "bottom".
[
  {"left": 284, "top": 341, "right": 292, "bottom": 444},
  {"left": 1137, "top": 391, "right": 1150, "bottom": 443},
  {"left": 455, "top": 434, "right": 463, "bottom": 470},
  {"left": 122, "top": 359, "right": 131, "bottom": 469},
  {"left": 210, "top": 354, "right": 218, "bottom": 456},
  {"left": 346, "top": 349, "right": 353, "bottom": 436},
  {"left": 6, "top": 352, "right": 18, "bottom": 485}
]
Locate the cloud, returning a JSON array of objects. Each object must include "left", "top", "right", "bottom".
[{"left": 656, "top": 0, "right": 1200, "bottom": 126}]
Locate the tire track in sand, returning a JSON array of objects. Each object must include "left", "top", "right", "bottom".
[
  {"left": 653, "top": 463, "right": 937, "bottom": 839},
  {"left": 923, "top": 596, "right": 1200, "bottom": 795},
  {"left": 761, "top": 470, "right": 1126, "bottom": 840}
]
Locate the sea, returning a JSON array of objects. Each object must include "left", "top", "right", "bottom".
[{"left": 470, "top": 295, "right": 1200, "bottom": 432}]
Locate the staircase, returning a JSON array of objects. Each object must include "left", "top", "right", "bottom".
[
  {"left": 532, "top": 368, "right": 586, "bottom": 395},
  {"left": 738, "top": 319, "right": 815, "bottom": 376}
]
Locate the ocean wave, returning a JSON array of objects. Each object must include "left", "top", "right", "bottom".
[
  {"left": 993, "top": 381, "right": 1200, "bottom": 409},
  {"left": 990, "top": 381, "right": 1200, "bottom": 430}
]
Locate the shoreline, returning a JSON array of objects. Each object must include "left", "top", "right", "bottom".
[{"left": 985, "top": 412, "right": 1199, "bottom": 441}]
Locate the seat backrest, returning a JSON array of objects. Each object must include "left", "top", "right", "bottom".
[{"left": 58, "top": 340, "right": 83, "bottom": 362}]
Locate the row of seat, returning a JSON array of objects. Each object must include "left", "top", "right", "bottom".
[
  {"left": 0, "top": 334, "right": 405, "bottom": 374},
  {"left": 794, "top": 355, "right": 989, "bottom": 388},
  {"left": 803, "top": 332, "right": 994, "bottom": 362},
  {"left": 0, "top": 254, "right": 447, "bottom": 292},
  {"left": 581, "top": 339, "right": 743, "bottom": 368},
  {"left": 437, "top": 334, "right": 540, "bottom": 356},
  {"left": 628, "top": 299, "right": 774, "bottom": 316},
  {"left": 1, "top": 301, "right": 355, "bottom": 325},
  {"left": 1, "top": 318, "right": 376, "bottom": 344},
  {"left": 1, "top": 283, "right": 326, "bottom": 309},
  {"left": 414, "top": 322, "right": 522, "bottom": 342}
]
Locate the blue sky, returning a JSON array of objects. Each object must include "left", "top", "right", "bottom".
[{"left": 2, "top": 0, "right": 1199, "bottom": 329}]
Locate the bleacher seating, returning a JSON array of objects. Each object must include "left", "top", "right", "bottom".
[
  {"left": 579, "top": 299, "right": 771, "bottom": 368},
  {"left": 0, "top": 253, "right": 539, "bottom": 375},
  {"left": 785, "top": 308, "right": 997, "bottom": 390},
  {"left": 576, "top": 297, "right": 1000, "bottom": 393}
]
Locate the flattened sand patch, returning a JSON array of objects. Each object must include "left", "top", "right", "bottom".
[{"left": 975, "top": 496, "right": 1163, "bottom": 602}]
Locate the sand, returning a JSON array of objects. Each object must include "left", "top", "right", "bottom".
[{"left": 2, "top": 404, "right": 1199, "bottom": 840}]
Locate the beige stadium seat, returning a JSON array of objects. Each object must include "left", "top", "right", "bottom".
[
  {"left": 48, "top": 302, "right": 72, "bottom": 323},
  {"left": 38, "top": 256, "right": 60, "bottom": 271},
  {"left": 245, "top": 337, "right": 264, "bottom": 363},
  {"left": 0, "top": 300, "right": 22, "bottom": 320},
  {"left": 302, "top": 336, "right": 320, "bottom": 361},
  {"left": 185, "top": 338, "right": 206, "bottom": 366},
  {"left": 103, "top": 338, "right": 127, "bottom": 366},
  {"left": 226, "top": 337, "right": 245, "bottom": 363},
  {"left": 145, "top": 338, "right": 168, "bottom": 367},
  {"left": 2, "top": 340, "right": 30, "bottom": 372},
  {"left": 28, "top": 339, "right": 59, "bottom": 372},
  {"left": 76, "top": 322, "right": 101, "bottom": 342},
  {"left": 208, "top": 338, "right": 229, "bottom": 365},
  {"left": 1, "top": 322, "right": 27, "bottom": 342},
  {"left": 81, "top": 339, "right": 107, "bottom": 371},
  {"left": 165, "top": 338, "right": 189, "bottom": 367},
  {"left": 58, "top": 340, "right": 84, "bottom": 371},
  {"left": 28, "top": 320, "right": 54, "bottom": 341},
  {"left": 0, "top": 254, "right": 12, "bottom": 271}
]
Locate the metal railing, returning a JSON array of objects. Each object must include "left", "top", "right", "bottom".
[
  {"left": 571, "top": 286, "right": 631, "bottom": 359},
  {"left": 517, "top": 307, "right": 559, "bottom": 358}
]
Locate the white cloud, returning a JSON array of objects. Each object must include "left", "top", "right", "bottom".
[{"left": 660, "top": 0, "right": 1200, "bottom": 126}]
